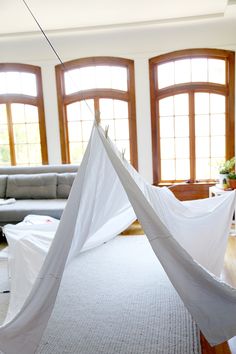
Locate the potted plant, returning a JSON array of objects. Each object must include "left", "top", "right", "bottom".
[
  {"left": 228, "top": 172, "right": 236, "bottom": 189},
  {"left": 218, "top": 157, "right": 235, "bottom": 188}
]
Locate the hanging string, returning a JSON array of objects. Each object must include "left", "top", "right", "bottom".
[
  {"left": 105, "top": 125, "right": 109, "bottom": 138},
  {"left": 121, "top": 148, "right": 126, "bottom": 160},
  {"left": 21, "top": 0, "right": 95, "bottom": 118}
]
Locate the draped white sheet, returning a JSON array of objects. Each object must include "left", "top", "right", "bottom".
[{"left": 0, "top": 123, "right": 236, "bottom": 354}]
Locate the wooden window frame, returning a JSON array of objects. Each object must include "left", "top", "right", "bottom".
[
  {"left": 0, "top": 63, "right": 48, "bottom": 165},
  {"left": 55, "top": 57, "right": 138, "bottom": 169},
  {"left": 149, "top": 49, "right": 235, "bottom": 199}
]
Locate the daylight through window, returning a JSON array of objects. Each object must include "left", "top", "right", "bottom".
[
  {"left": 150, "top": 49, "right": 235, "bottom": 187},
  {"left": 56, "top": 57, "right": 137, "bottom": 168},
  {"left": 0, "top": 64, "right": 48, "bottom": 166}
]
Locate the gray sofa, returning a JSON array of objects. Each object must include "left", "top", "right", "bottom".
[{"left": 0, "top": 164, "right": 78, "bottom": 227}]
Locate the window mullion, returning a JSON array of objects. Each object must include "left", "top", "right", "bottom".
[
  {"left": 94, "top": 97, "right": 99, "bottom": 119},
  {"left": 189, "top": 92, "right": 195, "bottom": 181},
  {"left": 6, "top": 103, "right": 16, "bottom": 165}
]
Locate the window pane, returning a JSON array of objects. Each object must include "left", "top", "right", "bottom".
[
  {"left": 174, "top": 59, "right": 191, "bottom": 84},
  {"left": 210, "top": 94, "right": 225, "bottom": 114},
  {"left": 11, "top": 104, "right": 26, "bottom": 123},
  {"left": 161, "top": 138, "right": 175, "bottom": 159},
  {"left": 175, "top": 138, "right": 189, "bottom": 158},
  {"left": 25, "top": 105, "right": 38, "bottom": 123},
  {"left": 191, "top": 58, "right": 208, "bottom": 82},
  {"left": 10, "top": 103, "right": 43, "bottom": 165},
  {"left": 196, "top": 137, "right": 210, "bottom": 158},
  {"left": 111, "top": 66, "right": 127, "bottom": 91},
  {"left": 80, "top": 67, "right": 96, "bottom": 90},
  {"left": 12, "top": 104, "right": 39, "bottom": 124},
  {"left": 100, "top": 99, "right": 130, "bottom": 145},
  {"left": 160, "top": 116, "right": 174, "bottom": 138},
  {"left": 81, "top": 121, "right": 93, "bottom": 141},
  {"left": 195, "top": 115, "right": 210, "bottom": 137},
  {"left": 14, "top": 124, "right": 27, "bottom": 144},
  {"left": 96, "top": 66, "right": 111, "bottom": 88},
  {"left": 159, "top": 96, "right": 174, "bottom": 116},
  {"left": 70, "top": 142, "right": 84, "bottom": 164},
  {"left": 6, "top": 72, "right": 21, "bottom": 93},
  {"left": 26, "top": 124, "right": 40, "bottom": 143},
  {"left": 176, "top": 159, "right": 190, "bottom": 180},
  {"left": 0, "top": 104, "right": 7, "bottom": 124},
  {"left": 0, "top": 124, "right": 9, "bottom": 144},
  {"left": 65, "top": 66, "right": 128, "bottom": 93},
  {"left": 174, "top": 94, "right": 189, "bottom": 115},
  {"left": 28, "top": 144, "right": 42, "bottom": 164},
  {"left": 80, "top": 100, "right": 94, "bottom": 120},
  {"left": 65, "top": 69, "right": 81, "bottom": 94},
  {"left": 195, "top": 93, "right": 209, "bottom": 114},
  {"left": 100, "top": 99, "right": 114, "bottom": 119},
  {"left": 161, "top": 159, "right": 175, "bottom": 180},
  {"left": 66, "top": 100, "right": 94, "bottom": 121},
  {"left": 1, "top": 72, "right": 37, "bottom": 96},
  {"left": 208, "top": 59, "right": 225, "bottom": 84},
  {"left": 211, "top": 136, "right": 225, "bottom": 158},
  {"left": 196, "top": 158, "right": 211, "bottom": 180},
  {"left": 210, "top": 114, "right": 225, "bottom": 136},
  {"left": 15, "top": 144, "right": 28, "bottom": 164},
  {"left": 175, "top": 116, "right": 189, "bottom": 137},
  {"left": 68, "top": 122, "right": 82, "bottom": 142},
  {"left": 114, "top": 119, "right": 129, "bottom": 140},
  {"left": 157, "top": 62, "right": 174, "bottom": 89},
  {"left": 67, "top": 102, "right": 81, "bottom": 121},
  {"left": 0, "top": 73, "right": 6, "bottom": 94},
  {"left": 20, "top": 73, "right": 37, "bottom": 96},
  {"left": 113, "top": 100, "right": 128, "bottom": 118},
  {"left": 0, "top": 145, "right": 10, "bottom": 165},
  {"left": 8, "top": 104, "right": 39, "bottom": 123}
]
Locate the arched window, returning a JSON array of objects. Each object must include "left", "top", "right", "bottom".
[
  {"left": 0, "top": 63, "right": 48, "bottom": 166},
  {"left": 150, "top": 49, "right": 235, "bottom": 198},
  {"left": 55, "top": 57, "right": 138, "bottom": 168}
]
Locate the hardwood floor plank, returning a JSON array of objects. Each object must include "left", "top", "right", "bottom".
[{"left": 200, "top": 333, "right": 231, "bottom": 354}]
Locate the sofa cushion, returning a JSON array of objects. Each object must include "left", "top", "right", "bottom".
[
  {"left": 6, "top": 173, "right": 57, "bottom": 199},
  {"left": 57, "top": 173, "right": 76, "bottom": 198},
  {"left": 0, "top": 175, "right": 7, "bottom": 198},
  {"left": 0, "top": 199, "right": 67, "bottom": 224}
]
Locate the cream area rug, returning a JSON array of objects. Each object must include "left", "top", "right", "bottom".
[{"left": 35, "top": 236, "right": 200, "bottom": 354}]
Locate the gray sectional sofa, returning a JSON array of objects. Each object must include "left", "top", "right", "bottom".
[{"left": 0, "top": 164, "right": 78, "bottom": 228}]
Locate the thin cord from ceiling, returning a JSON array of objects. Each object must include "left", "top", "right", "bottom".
[
  {"left": 21, "top": 0, "right": 95, "bottom": 118},
  {"left": 22, "top": 0, "right": 65, "bottom": 67}
]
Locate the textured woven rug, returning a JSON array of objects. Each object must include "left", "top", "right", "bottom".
[
  {"left": 0, "top": 246, "right": 10, "bottom": 327},
  {"left": 34, "top": 236, "right": 201, "bottom": 354}
]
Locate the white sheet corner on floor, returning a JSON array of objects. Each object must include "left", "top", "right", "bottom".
[{"left": 0, "top": 122, "right": 236, "bottom": 354}]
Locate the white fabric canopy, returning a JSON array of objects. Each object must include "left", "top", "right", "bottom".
[{"left": 0, "top": 123, "right": 236, "bottom": 354}]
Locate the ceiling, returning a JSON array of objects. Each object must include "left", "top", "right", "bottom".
[{"left": 0, "top": 0, "right": 236, "bottom": 37}]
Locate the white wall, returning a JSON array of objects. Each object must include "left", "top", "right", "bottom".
[{"left": 1, "top": 16, "right": 236, "bottom": 183}]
